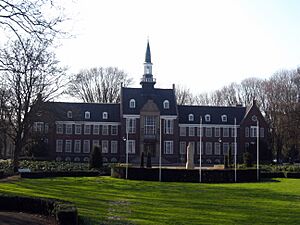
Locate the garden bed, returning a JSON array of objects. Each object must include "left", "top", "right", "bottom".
[{"left": 20, "top": 170, "right": 107, "bottom": 178}]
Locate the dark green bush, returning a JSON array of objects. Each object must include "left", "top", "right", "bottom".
[{"left": 89, "top": 146, "right": 103, "bottom": 170}]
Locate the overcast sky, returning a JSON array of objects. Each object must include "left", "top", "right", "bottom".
[{"left": 56, "top": 0, "right": 300, "bottom": 94}]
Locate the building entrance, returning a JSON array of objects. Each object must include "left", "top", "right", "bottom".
[{"left": 144, "top": 143, "right": 156, "bottom": 157}]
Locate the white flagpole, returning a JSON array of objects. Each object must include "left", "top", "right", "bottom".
[
  {"left": 234, "top": 118, "right": 237, "bottom": 182},
  {"left": 159, "top": 118, "right": 162, "bottom": 182},
  {"left": 199, "top": 116, "right": 202, "bottom": 183},
  {"left": 257, "top": 120, "right": 259, "bottom": 181},
  {"left": 126, "top": 119, "right": 129, "bottom": 179}
]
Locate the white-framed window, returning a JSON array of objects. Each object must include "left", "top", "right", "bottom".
[
  {"left": 111, "top": 125, "right": 118, "bottom": 135},
  {"left": 163, "top": 100, "right": 170, "bottom": 109},
  {"left": 188, "top": 114, "right": 194, "bottom": 121},
  {"left": 221, "top": 115, "right": 227, "bottom": 122},
  {"left": 196, "top": 142, "right": 204, "bottom": 155},
  {"left": 250, "top": 126, "right": 257, "bottom": 137},
  {"left": 56, "top": 124, "right": 63, "bottom": 134},
  {"left": 245, "top": 142, "right": 250, "bottom": 151},
  {"left": 245, "top": 127, "right": 249, "bottom": 137},
  {"left": 214, "top": 142, "right": 221, "bottom": 155},
  {"left": 214, "top": 127, "right": 220, "bottom": 137},
  {"left": 129, "top": 99, "right": 136, "bottom": 108},
  {"left": 65, "top": 140, "right": 72, "bottom": 153},
  {"left": 102, "top": 140, "right": 109, "bottom": 153},
  {"left": 67, "top": 111, "right": 72, "bottom": 119},
  {"left": 128, "top": 140, "right": 135, "bottom": 154},
  {"left": 197, "top": 127, "right": 203, "bottom": 137},
  {"left": 65, "top": 157, "right": 71, "bottom": 162},
  {"left": 44, "top": 123, "right": 49, "bottom": 133},
  {"left": 111, "top": 141, "right": 118, "bottom": 153},
  {"left": 144, "top": 116, "right": 156, "bottom": 135},
  {"left": 260, "top": 127, "right": 265, "bottom": 138},
  {"left": 206, "top": 127, "right": 212, "bottom": 137},
  {"left": 93, "top": 124, "right": 100, "bottom": 135},
  {"left": 223, "top": 142, "right": 229, "bottom": 155},
  {"left": 205, "top": 142, "right": 212, "bottom": 155},
  {"left": 83, "top": 140, "right": 90, "bottom": 153},
  {"left": 33, "top": 122, "right": 44, "bottom": 132},
  {"left": 66, "top": 124, "right": 72, "bottom": 135},
  {"left": 164, "top": 141, "right": 173, "bottom": 154},
  {"left": 231, "top": 143, "right": 236, "bottom": 155},
  {"left": 56, "top": 140, "right": 63, "bottom": 152},
  {"left": 74, "top": 140, "right": 81, "bottom": 153},
  {"left": 75, "top": 124, "right": 81, "bottom": 134},
  {"left": 74, "top": 157, "right": 80, "bottom": 162},
  {"left": 84, "top": 124, "right": 91, "bottom": 135},
  {"left": 164, "top": 119, "right": 174, "bottom": 134},
  {"left": 180, "top": 141, "right": 186, "bottom": 155},
  {"left": 127, "top": 118, "right": 136, "bottom": 133},
  {"left": 85, "top": 111, "right": 90, "bottom": 119},
  {"left": 92, "top": 140, "right": 100, "bottom": 149},
  {"left": 231, "top": 127, "right": 237, "bottom": 137},
  {"left": 223, "top": 127, "right": 229, "bottom": 137},
  {"left": 189, "top": 127, "right": 195, "bottom": 136},
  {"left": 102, "top": 125, "right": 109, "bottom": 135},
  {"left": 180, "top": 127, "right": 186, "bottom": 136},
  {"left": 102, "top": 112, "right": 108, "bottom": 119},
  {"left": 205, "top": 114, "right": 211, "bottom": 122},
  {"left": 189, "top": 142, "right": 195, "bottom": 154}
]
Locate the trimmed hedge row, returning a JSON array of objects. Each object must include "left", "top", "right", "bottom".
[
  {"left": 0, "top": 170, "right": 3, "bottom": 179},
  {"left": 112, "top": 167, "right": 258, "bottom": 183},
  {"left": 260, "top": 172, "right": 300, "bottom": 178},
  {"left": 20, "top": 170, "right": 107, "bottom": 178},
  {"left": 0, "top": 194, "right": 78, "bottom": 225}
]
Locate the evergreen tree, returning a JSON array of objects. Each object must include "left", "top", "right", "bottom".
[{"left": 89, "top": 146, "right": 103, "bottom": 169}]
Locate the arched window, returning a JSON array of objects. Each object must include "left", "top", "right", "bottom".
[
  {"left": 221, "top": 115, "right": 227, "bottom": 122},
  {"left": 163, "top": 100, "right": 170, "bottom": 109},
  {"left": 103, "top": 112, "right": 108, "bottom": 119},
  {"left": 205, "top": 114, "right": 211, "bottom": 122},
  {"left": 129, "top": 99, "right": 136, "bottom": 108},
  {"left": 67, "top": 111, "right": 72, "bottom": 119},
  {"left": 85, "top": 111, "right": 90, "bottom": 119},
  {"left": 188, "top": 114, "right": 194, "bottom": 121}
]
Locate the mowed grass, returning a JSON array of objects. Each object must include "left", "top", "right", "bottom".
[{"left": 0, "top": 177, "right": 300, "bottom": 225}]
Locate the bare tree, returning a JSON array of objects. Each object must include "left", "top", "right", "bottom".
[
  {"left": 0, "top": 37, "right": 66, "bottom": 170},
  {"left": 175, "top": 85, "right": 195, "bottom": 105},
  {"left": 67, "top": 67, "right": 133, "bottom": 103}
]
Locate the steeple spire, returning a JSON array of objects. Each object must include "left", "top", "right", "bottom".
[
  {"left": 140, "top": 40, "right": 156, "bottom": 89},
  {"left": 145, "top": 40, "right": 151, "bottom": 63}
]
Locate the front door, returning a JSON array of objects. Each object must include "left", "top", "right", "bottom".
[{"left": 144, "top": 143, "right": 156, "bottom": 157}]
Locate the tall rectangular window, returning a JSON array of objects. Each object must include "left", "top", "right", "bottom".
[
  {"left": 250, "top": 126, "right": 257, "bottom": 137},
  {"left": 65, "top": 140, "right": 72, "bottom": 153},
  {"left": 205, "top": 142, "right": 212, "bottom": 155},
  {"left": 56, "top": 124, "right": 63, "bottom": 134},
  {"left": 164, "top": 119, "right": 174, "bottom": 134},
  {"left": 56, "top": 139, "right": 63, "bottom": 152},
  {"left": 231, "top": 143, "right": 236, "bottom": 155},
  {"left": 92, "top": 140, "right": 99, "bottom": 149},
  {"left": 74, "top": 140, "right": 81, "bottom": 153},
  {"left": 93, "top": 125, "right": 100, "bottom": 135},
  {"left": 231, "top": 127, "right": 236, "bottom": 137},
  {"left": 83, "top": 140, "right": 90, "bottom": 153},
  {"left": 66, "top": 124, "right": 72, "bottom": 135},
  {"left": 196, "top": 142, "right": 204, "bottom": 155},
  {"left": 260, "top": 128, "right": 265, "bottom": 138},
  {"left": 111, "top": 125, "right": 118, "bottom": 135},
  {"left": 223, "top": 142, "right": 229, "bottom": 155},
  {"left": 127, "top": 118, "right": 136, "bottom": 134},
  {"left": 111, "top": 141, "right": 118, "bottom": 153},
  {"left": 223, "top": 128, "right": 229, "bottom": 137},
  {"left": 197, "top": 127, "right": 203, "bottom": 137},
  {"left": 189, "top": 142, "right": 195, "bottom": 154},
  {"left": 84, "top": 124, "right": 91, "bottom": 135},
  {"left": 102, "top": 140, "right": 109, "bottom": 153},
  {"left": 214, "top": 127, "right": 220, "bottom": 137},
  {"left": 33, "top": 122, "right": 44, "bottom": 132},
  {"left": 44, "top": 123, "right": 49, "bottom": 133},
  {"left": 75, "top": 124, "right": 82, "bottom": 135},
  {"left": 144, "top": 116, "right": 156, "bottom": 135},
  {"left": 205, "top": 127, "right": 212, "bottom": 137},
  {"left": 189, "top": 127, "right": 195, "bottom": 136},
  {"left": 128, "top": 140, "right": 135, "bottom": 154},
  {"left": 102, "top": 125, "right": 109, "bottom": 135},
  {"left": 180, "top": 127, "right": 186, "bottom": 136},
  {"left": 245, "top": 127, "right": 249, "bottom": 137},
  {"left": 180, "top": 141, "right": 186, "bottom": 155},
  {"left": 164, "top": 141, "right": 173, "bottom": 154},
  {"left": 214, "top": 142, "right": 221, "bottom": 155}
]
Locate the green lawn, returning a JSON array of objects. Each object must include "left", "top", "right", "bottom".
[{"left": 0, "top": 177, "right": 300, "bottom": 225}]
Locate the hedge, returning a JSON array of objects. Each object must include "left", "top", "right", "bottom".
[
  {"left": 260, "top": 172, "right": 300, "bottom": 178},
  {"left": 0, "top": 170, "right": 3, "bottom": 179},
  {"left": 0, "top": 194, "right": 78, "bottom": 225},
  {"left": 20, "top": 170, "right": 106, "bottom": 179},
  {"left": 111, "top": 167, "right": 258, "bottom": 183}
]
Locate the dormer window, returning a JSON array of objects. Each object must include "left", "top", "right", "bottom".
[
  {"left": 163, "top": 100, "right": 170, "bottom": 109},
  {"left": 85, "top": 111, "right": 90, "bottom": 119},
  {"left": 129, "top": 99, "right": 136, "bottom": 108},
  {"left": 188, "top": 114, "right": 194, "bottom": 121},
  {"left": 221, "top": 115, "right": 227, "bottom": 122},
  {"left": 103, "top": 112, "right": 108, "bottom": 119},
  {"left": 205, "top": 114, "right": 211, "bottom": 122},
  {"left": 67, "top": 111, "right": 72, "bottom": 119}
]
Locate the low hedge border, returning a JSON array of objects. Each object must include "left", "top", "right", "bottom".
[
  {"left": 0, "top": 170, "right": 3, "bottom": 179},
  {"left": 261, "top": 172, "right": 300, "bottom": 178},
  {"left": 20, "top": 170, "right": 108, "bottom": 178},
  {"left": 0, "top": 194, "right": 77, "bottom": 225},
  {"left": 112, "top": 167, "right": 258, "bottom": 183}
]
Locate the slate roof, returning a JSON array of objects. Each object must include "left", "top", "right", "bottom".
[
  {"left": 178, "top": 105, "right": 247, "bottom": 124},
  {"left": 121, "top": 87, "right": 177, "bottom": 116},
  {"left": 43, "top": 102, "right": 120, "bottom": 122}
]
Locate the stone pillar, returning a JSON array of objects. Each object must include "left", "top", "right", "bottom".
[{"left": 186, "top": 142, "right": 194, "bottom": 169}]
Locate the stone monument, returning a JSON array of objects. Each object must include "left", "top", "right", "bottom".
[{"left": 186, "top": 142, "right": 194, "bottom": 169}]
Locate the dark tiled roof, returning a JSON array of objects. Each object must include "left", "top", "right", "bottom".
[
  {"left": 43, "top": 102, "right": 120, "bottom": 122},
  {"left": 122, "top": 87, "right": 177, "bottom": 115},
  {"left": 178, "top": 105, "right": 246, "bottom": 124}
]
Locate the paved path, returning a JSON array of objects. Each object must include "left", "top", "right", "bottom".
[{"left": 0, "top": 211, "right": 57, "bottom": 225}]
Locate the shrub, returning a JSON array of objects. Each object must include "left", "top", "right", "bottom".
[
  {"left": 243, "top": 152, "right": 253, "bottom": 167},
  {"left": 146, "top": 152, "right": 152, "bottom": 168},
  {"left": 89, "top": 146, "right": 103, "bottom": 170},
  {"left": 140, "top": 152, "right": 144, "bottom": 168}
]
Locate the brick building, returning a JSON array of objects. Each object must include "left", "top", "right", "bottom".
[{"left": 33, "top": 42, "right": 270, "bottom": 165}]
